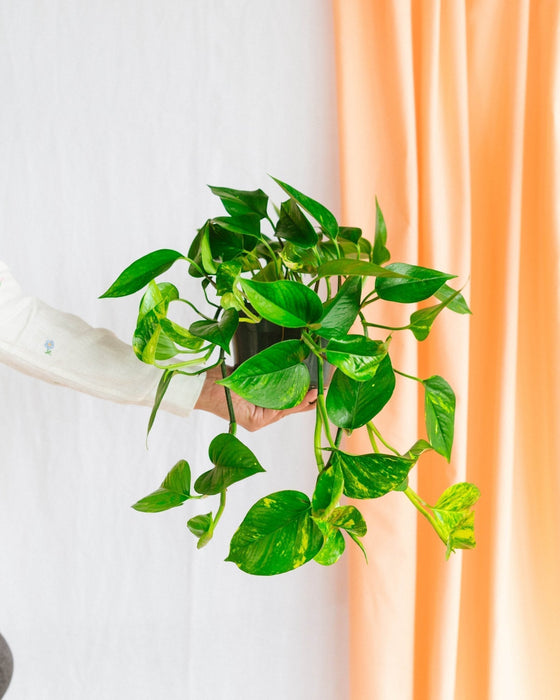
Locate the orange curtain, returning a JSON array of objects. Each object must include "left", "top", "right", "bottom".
[{"left": 333, "top": 2, "right": 560, "bottom": 699}]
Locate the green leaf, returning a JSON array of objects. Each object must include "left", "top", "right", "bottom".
[
  {"left": 372, "top": 198, "right": 391, "bottom": 264},
  {"left": 187, "top": 512, "right": 214, "bottom": 549},
  {"left": 132, "top": 309, "right": 162, "bottom": 363},
  {"left": 217, "top": 340, "right": 311, "bottom": 409},
  {"left": 132, "top": 459, "right": 191, "bottom": 513},
  {"left": 211, "top": 214, "right": 262, "bottom": 240},
  {"left": 347, "top": 530, "right": 368, "bottom": 563},
  {"left": 375, "top": 263, "right": 456, "bottom": 303},
  {"left": 189, "top": 308, "right": 239, "bottom": 353},
  {"left": 326, "top": 355, "right": 395, "bottom": 429},
  {"left": 432, "top": 483, "right": 480, "bottom": 558},
  {"left": 409, "top": 286, "right": 462, "bottom": 340},
  {"left": 280, "top": 242, "right": 318, "bottom": 273},
  {"left": 209, "top": 185, "right": 269, "bottom": 219},
  {"left": 434, "top": 284, "right": 472, "bottom": 314},
  {"left": 405, "top": 439, "right": 433, "bottom": 461},
  {"left": 271, "top": 176, "right": 339, "bottom": 240},
  {"left": 313, "top": 524, "right": 346, "bottom": 566},
  {"left": 194, "top": 433, "right": 265, "bottom": 496},
  {"left": 216, "top": 260, "right": 243, "bottom": 296},
  {"left": 159, "top": 319, "right": 204, "bottom": 350},
  {"left": 226, "top": 490, "right": 324, "bottom": 575},
  {"left": 312, "top": 463, "right": 344, "bottom": 520},
  {"left": 338, "top": 226, "right": 362, "bottom": 243},
  {"left": 147, "top": 370, "right": 176, "bottom": 437},
  {"left": 276, "top": 198, "right": 319, "bottom": 248},
  {"left": 240, "top": 279, "right": 323, "bottom": 328},
  {"left": 317, "top": 259, "right": 403, "bottom": 279},
  {"left": 333, "top": 449, "right": 414, "bottom": 499},
  {"left": 325, "top": 335, "right": 388, "bottom": 381},
  {"left": 423, "top": 375, "right": 456, "bottom": 462},
  {"left": 317, "top": 277, "right": 362, "bottom": 340},
  {"left": 100, "top": 249, "right": 184, "bottom": 298},
  {"left": 138, "top": 281, "right": 179, "bottom": 319},
  {"left": 328, "top": 505, "right": 367, "bottom": 537}
]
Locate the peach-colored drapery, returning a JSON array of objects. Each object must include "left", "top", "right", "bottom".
[{"left": 333, "top": 2, "right": 560, "bottom": 699}]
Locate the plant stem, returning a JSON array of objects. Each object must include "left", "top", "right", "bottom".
[
  {"left": 366, "top": 422, "right": 379, "bottom": 452},
  {"left": 367, "top": 421, "right": 400, "bottom": 455},
  {"left": 363, "top": 321, "right": 409, "bottom": 331},
  {"left": 403, "top": 487, "right": 446, "bottom": 545},
  {"left": 220, "top": 351, "right": 237, "bottom": 436},
  {"left": 394, "top": 368, "right": 423, "bottom": 383},
  {"left": 211, "top": 489, "right": 227, "bottom": 532}
]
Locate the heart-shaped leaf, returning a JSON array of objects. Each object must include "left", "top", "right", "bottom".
[
  {"left": 241, "top": 279, "right": 323, "bottom": 328},
  {"left": 432, "top": 482, "right": 480, "bottom": 558},
  {"left": 326, "top": 354, "right": 395, "bottom": 429},
  {"left": 328, "top": 505, "right": 367, "bottom": 537},
  {"left": 313, "top": 524, "right": 345, "bottom": 566},
  {"left": 317, "top": 277, "right": 362, "bottom": 340},
  {"left": 190, "top": 308, "right": 239, "bottom": 353},
  {"left": 375, "top": 263, "right": 455, "bottom": 303},
  {"left": 332, "top": 450, "right": 414, "bottom": 499},
  {"left": 409, "top": 286, "right": 463, "bottom": 340},
  {"left": 226, "top": 490, "right": 324, "bottom": 575},
  {"left": 100, "top": 249, "right": 184, "bottom": 298},
  {"left": 424, "top": 375, "right": 455, "bottom": 461},
  {"left": 217, "top": 340, "right": 310, "bottom": 409},
  {"left": 271, "top": 176, "right": 339, "bottom": 240},
  {"left": 132, "top": 460, "right": 192, "bottom": 513},
  {"left": 276, "top": 198, "right": 319, "bottom": 248},
  {"left": 325, "top": 335, "right": 388, "bottom": 381},
  {"left": 194, "top": 433, "right": 265, "bottom": 496},
  {"left": 209, "top": 185, "right": 269, "bottom": 219}
]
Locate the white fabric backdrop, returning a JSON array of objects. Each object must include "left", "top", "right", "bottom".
[{"left": 0, "top": 2, "right": 346, "bottom": 698}]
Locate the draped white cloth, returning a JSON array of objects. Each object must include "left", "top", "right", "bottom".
[{"left": 0, "top": 2, "right": 346, "bottom": 698}]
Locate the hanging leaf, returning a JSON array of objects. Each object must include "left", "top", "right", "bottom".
[
  {"left": 326, "top": 355, "right": 395, "bottom": 429},
  {"left": 226, "top": 490, "right": 324, "bottom": 575},
  {"left": 312, "top": 463, "right": 344, "bottom": 520},
  {"left": 375, "top": 263, "right": 456, "bottom": 303},
  {"left": 317, "top": 277, "right": 363, "bottom": 340},
  {"left": 313, "top": 524, "right": 346, "bottom": 566},
  {"left": 271, "top": 176, "right": 339, "bottom": 240},
  {"left": 132, "top": 460, "right": 192, "bottom": 513},
  {"left": 132, "top": 309, "right": 162, "bottom": 363},
  {"left": 434, "top": 284, "right": 472, "bottom": 314},
  {"left": 332, "top": 449, "right": 414, "bottom": 499},
  {"left": 328, "top": 505, "right": 368, "bottom": 537},
  {"left": 372, "top": 198, "right": 391, "bottom": 264},
  {"left": 187, "top": 512, "right": 214, "bottom": 549},
  {"left": 325, "top": 335, "right": 388, "bottom": 381},
  {"left": 241, "top": 279, "right": 323, "bottom": 328},
  {"left": 194, "top": 433, "right": 265, "bottom": 496},
  {"left": 432, "top": 483, "right": 480, "bottom": 558},
  {"left": 138, "top": 281, "right": 179, "bottom": 319},
  {"left": 146, "top": 370, "right": 176, "bottom": 437},
  {"left": 276, "top": 198, "right": 319, "bottom": 248},
  {"left": 217, "top": 340, "right": 310, "bottom": 409},
  {"left": 409, "top": 286, "right": 462, "bottom": 340},
  {"left": 423, "top": 375, "right": 456, "bottom": 462},
  {"left": 189, "top": 308, "right": 239, "bottom": 353},
  {"left": 100, "top": 249, "right": 184, "bottom": 298},
  {"left": 209, "top": 185, "right": 269, "bottom": 219}
]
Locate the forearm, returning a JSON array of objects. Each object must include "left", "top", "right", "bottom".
[{"left": 0, "top": 261, "right": 205, "bottom": 415}]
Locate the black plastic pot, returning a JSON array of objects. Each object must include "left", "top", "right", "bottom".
[{"left": 232, "top": 318, "right": 330, "bottom": 390}]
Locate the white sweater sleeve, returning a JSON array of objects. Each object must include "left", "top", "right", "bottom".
[{"left": 0, "top": 260, "right": 205, "bottom": 416}]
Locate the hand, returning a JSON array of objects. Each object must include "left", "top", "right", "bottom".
[{"left": 194, "top": 366, "right": 318, "bottom": 432}]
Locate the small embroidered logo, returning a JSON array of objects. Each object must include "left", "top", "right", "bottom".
[{"left": 44, "top": 339, "right": 55, "bottom": 355}]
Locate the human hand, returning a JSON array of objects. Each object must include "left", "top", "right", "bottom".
[{"left": 194, "top": 366, "right": 317, "bottom": 432}]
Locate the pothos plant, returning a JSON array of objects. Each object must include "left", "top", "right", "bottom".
[{"left": 101, "top": 177, "right": 480, "bottom": 575}]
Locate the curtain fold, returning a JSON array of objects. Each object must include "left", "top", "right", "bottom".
[{"left": 333, "top": 1, "right": 560, "bottom": 698}]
